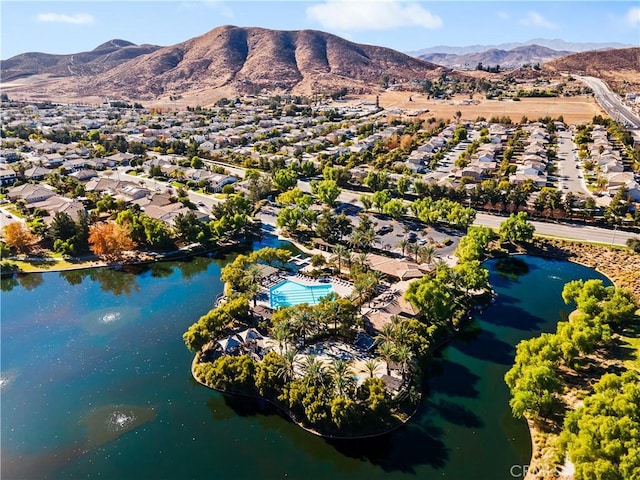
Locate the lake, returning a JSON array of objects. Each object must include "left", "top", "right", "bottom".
[{"left": 0, "top": 248, "right": 610, "bottom": 480}]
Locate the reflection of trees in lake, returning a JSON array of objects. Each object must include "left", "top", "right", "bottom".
[
  {"left": 17, "top": 273, "right": 44, "bottom": 291},
  {"left": 1, "top": 276, "right": 19, "bottom": 292},
  {"left": 149, "top": 263, "right": 175, "bottom": 278},
  {"left": 59, "top": 269, "right": 88, "bottom": 286},
  {"left": 176, "top": 258, "right": 210, "bottom": 280},
  {"left": 88, "top": 268, "right": 140, "bottom": 296}
]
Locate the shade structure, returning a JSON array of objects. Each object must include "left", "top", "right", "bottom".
[
  {"left": 237, "top": 328, "right": 263, "bottom": 343},
  {"left": 217, "top": 336, "right": 241, "bottom": 352}
]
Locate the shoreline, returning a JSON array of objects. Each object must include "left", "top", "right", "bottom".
[
  {"left": 1, "top": 240, "right": 244, "bottom": 276},
  {"left": 190, "top": 352, "right": 415, "bottom": 440},
  {"left": 518, "top": 239, "right": 640, "bottom": 480}
]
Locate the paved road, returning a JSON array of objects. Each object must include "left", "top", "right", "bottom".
[
  {"left": 0, "top": 206, "right": 25, "bottom": 231},
  {"left": 577, "top": 76, "right": 640, "bottom": 129},
  {"left": 555, "top": 131, "right": 593, "bottom": 196},
  {"left": 474, "top": 212, "right": 636, "bottom": 246},
  {"left": 109, "top": 169, "right": 222, "bottom": 213}
]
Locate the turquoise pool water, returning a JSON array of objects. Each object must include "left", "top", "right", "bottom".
[{"left": 269, "top": 280, "right": 334, "bottom": 308}]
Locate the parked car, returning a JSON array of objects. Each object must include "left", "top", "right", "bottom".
[
  {"left": 407, "top": 231, "right": 418, "bottom": 243},
  {"left": 376, "top": 225, "right": 393, "bottom": 235}
]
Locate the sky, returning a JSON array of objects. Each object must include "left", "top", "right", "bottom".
[{"left": 1, "top": 0, "right": 639, "bottom": 59}]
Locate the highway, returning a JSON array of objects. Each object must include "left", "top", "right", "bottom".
[
  {"left": 577, "top": 75, "right": 640, "bottom": 129},
  {"left": 474, "top": 212, "right": 636, "bottom": 247},
  {"left": 105, "top": 159, "right": 637, "bottom": 248},
  {"left": 299, "top": 180, "right": 637, "bottom": 247}
]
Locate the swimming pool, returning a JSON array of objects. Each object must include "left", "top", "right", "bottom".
[{"left": 269, "top": 280, "right": 334, "bottom": 309}]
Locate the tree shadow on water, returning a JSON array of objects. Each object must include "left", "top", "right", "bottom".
[
  {"left": 452, "top": 328, "right": 515, "bottom": 365},
  {"left": 203, "top": 389, "right": 450, "bottom": 474},
  {"left": 326, "top": 420, "right": 449, "bottom": 473},
  {"left": 426, "top": 398, "right": 484, "bottom": 429},
  {"left": 480, "top": 304, "right": 545, "bottom": 332},
  {"left": 427, "top": 360, "right": 481, "bottom": 399}
]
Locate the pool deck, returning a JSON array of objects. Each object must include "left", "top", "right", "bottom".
[{"left": 257, "top": 273, "right": 354, "bottom": 310}]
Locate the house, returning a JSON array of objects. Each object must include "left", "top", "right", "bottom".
[
  {"left": 7, "top": 183, "right": 56, "bottom": 203},
  {"left": 62, "top": 158, "right": 90, "bottom": 171},
  {"left": 43, "top": 154, "right": 64, "bottom": 168},
  {"left": 509, "top": 172, "right": 547, "bottom": 187},
  {"left": 0, "top": 149, "right": 20, "bottom": 163},
  {"left": 0, "top": 168, "right": 18, "bottom": 185},
  {"left": 29, "top": 196, "right": 86, "bottom": 223},
  {"left": 23, "top": 166, "right": 51, "bottom": 180},
  {"left": 209, "top": 174, "right": 237, "bottom": 193},
  {"left": 476, "top": 152, "right": 494, "bottom": 163},
  {"left": 64, "top": 169, "right": 96, "bottom": 182},
  {"left": 608, "top": 180, "right": 640, "bottom": 202},
  {"left": 144, "top": 204, "right": 209, "bottom": 226},
  {"left": 104, "top": 152, "right": 134, "bottom": 166},
  {"left": 607, "top": 172, "right": 635, "bottom": 188},
  {"left": 461, "top": 165, "right": 484, "bottom": 181}
]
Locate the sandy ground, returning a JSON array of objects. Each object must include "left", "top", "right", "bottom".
[{"left": 2, "top": 76, "right": 606, "bottom": 124}]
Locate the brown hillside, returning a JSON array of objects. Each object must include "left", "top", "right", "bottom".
[
  {"left": 0, "top": 40, "right": 161, "bottom": 82},
  {"left": 3, "top": 26, "right": 450, "bottom": 102},
  {"left": 89, "top": 26, "right": 449, "bottom": 99},
  {"left": 544, "top": 47, "right": 640, "bottom": 92}
]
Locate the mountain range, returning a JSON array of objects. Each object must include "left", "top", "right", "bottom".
[
  {"left": 408, "top": 38, "right": 636, "bottom": 57},
  {"left": 1, "top": 27, "right": 638, "bottom": 104},
  {"left": 544, "top": 47, "right": 640, "bottom": 91},
  {"left": 0, "top": 26, "right": 448, "bottom": 102},
  {"left": 418, "top": 45, "right": 571, "bottom": 69}
]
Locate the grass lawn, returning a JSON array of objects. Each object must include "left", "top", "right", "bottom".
[
  {"left": 618, "top": 321, "right": 640, "bottom": 372},
  {"left": 7, "top": 257, "right": 103, "bottom": 272}
]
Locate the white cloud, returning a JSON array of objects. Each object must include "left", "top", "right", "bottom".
[
  {"left": 497, "top": 11, "right": 509, "bottom": 20},
  {"left": 625, "top": 6, "right": 640, "bottom": 27},
  {"left": 306, "top": 0, "right": 442, "bottom": 32},
  {"left": 36, "top": 13, "right": 95, "bottom": 25},
  {"left": 519, "top": 11, "right": 557, "bottom": 29}
]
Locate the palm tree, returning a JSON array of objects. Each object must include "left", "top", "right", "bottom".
[
  {"left": 377, "top": 342, "right": 396, "bottom": 376},
  {"left": 293, "top": 309, "right": 314, "bottom": 345},
  {"left": 362, "top": 359, "right": 380, "bottom": 379},
  {"left": 271, "top": 321, "right": 291, "bottom": 354},
  {"left": 407, "top": 242, "right": 420, "bottom": 263},
  {"left": 395, "top": 344, "right": 415, "bottom": 380},
  {"left": 419, "top": 245, "right": 437, "bottom": 266},
  {"left": 376, "top": 323, "right": 396, "bottom": 349},
  {"left": 398, "top": 238, "right": 408, "bottom": 257},
  {"left": 352, "top": 252, "right": 370, "bottom": 270},
  {"left": 330, "top": 245, "right": 350, "bottom": 274},
  {"left": 301, "top": 356, "right": 327, "bottom": 387},
  {"left": 276, "top": 349, "right": 298, "bottom": 382},
  {"left": 351, "top": 282, "right": 367, "bottom": 314},
  {"left": 330, "top": 359, "right": 354, "bottom": 397}
]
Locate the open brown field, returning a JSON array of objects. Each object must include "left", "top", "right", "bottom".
[{"left": 359, "top": 92, "right": 606, "bottom": 124}]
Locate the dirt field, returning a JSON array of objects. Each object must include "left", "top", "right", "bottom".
[
  {"left": 2, "top": 76, "right": 606, "bottom": 125},
  {"left": 356, "top": 91, "right": 606, "bottom": 124}
]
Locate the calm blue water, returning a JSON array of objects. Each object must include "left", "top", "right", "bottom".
[
  {"left": 0, "top": 252, "right": 610, "bottom": 480},
  {"left": 269, "top": 280, "right": 334, "bottom": 308}
]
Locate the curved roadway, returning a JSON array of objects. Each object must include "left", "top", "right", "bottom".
[{"left": 577, "top": 75, "right": 640, "bottom": 129}]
